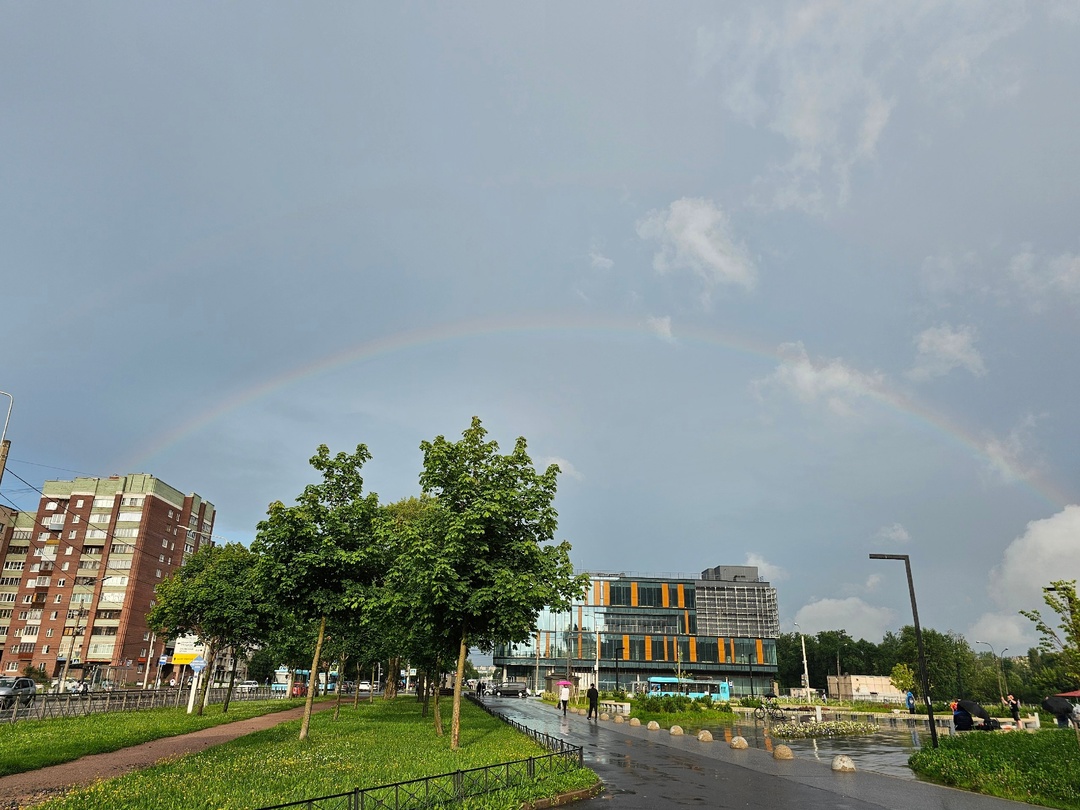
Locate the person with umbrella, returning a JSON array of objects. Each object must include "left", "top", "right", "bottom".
[{"left": 1042, "top": 696, "right": 1076, "bottom": 728}]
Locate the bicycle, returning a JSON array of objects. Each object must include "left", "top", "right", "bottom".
[{"left": 753, "top": 696, "right": 786, "bottom": 721}]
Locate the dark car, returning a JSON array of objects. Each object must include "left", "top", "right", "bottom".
[
  {"left": 491, "top": 681, "right": 527, "bottom": 697},
  {"left": 0, "top": 676, "right": 37, "bottom": 709}
]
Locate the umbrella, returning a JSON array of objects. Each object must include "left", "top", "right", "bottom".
[
  {"left": 1042, "top": 696, "right": 1075, "bottom": 719},
  {"left": 557, "top": 680, "right": 573, "bottom": 686},
  {"left": 957, "top": 699, "right": 990, "bottom": 720},
  {"left": 1055, "top": 689, "right": 1080, "bottom": 698}
]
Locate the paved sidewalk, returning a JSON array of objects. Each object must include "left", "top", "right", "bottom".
[
  {"left": 484, "top": 697, "right": 1042, "bottom": 810},
  {"left": 0, "top": 704, "right": 327, "bottom": 810}
]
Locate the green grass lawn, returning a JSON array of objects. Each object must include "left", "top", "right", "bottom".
[
  {"left": 0, "top": 697, "right": 308, "bottom": 776},
  {"left": 909, "top": 729, "right": 1080, "bottom": 810},
  {"left": 32, "top": 697, "right": 597, "bottom": 810}
]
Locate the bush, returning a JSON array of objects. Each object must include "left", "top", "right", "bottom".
[{"left": 909, "top": 729, "right": 1080, "bottom": 809}]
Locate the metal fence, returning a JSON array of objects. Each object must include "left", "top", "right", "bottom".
[
  {"left": 256, "top": 698, "right": 583, "bottom": 810},
  {"left": 0, "top": 685, "right": 285, "bottom": 724}
]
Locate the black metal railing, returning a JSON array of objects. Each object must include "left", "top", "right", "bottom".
[{"left": 256, "top": 697, "right": 583, "bottom": 810}]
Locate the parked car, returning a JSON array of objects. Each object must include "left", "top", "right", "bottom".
[
  {"left": 492, "top": 682, "right": 527, "bottom": 698},
  {"left": 0, "top": 677, "right": 37, "bottom": 708},
  {"left": 357, "top": 681, "right": 373, "bottom": 693},
  {"left": 236, "top": 680, "right": 260, "bottom": 691}
]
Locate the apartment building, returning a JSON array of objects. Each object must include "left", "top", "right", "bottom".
[
  {"left": 0, "top": 474, "right": 215, "bottom": 686},
  {"left": 493, "top": 564, "right": 780, "bottom": 696}
]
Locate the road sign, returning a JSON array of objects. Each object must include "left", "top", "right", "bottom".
[
  {"left": 190, "top": 655, "right": 206, "bottom": 673},
  {"left": 159, "top": 655, "right": 168, "bottom": 665}
]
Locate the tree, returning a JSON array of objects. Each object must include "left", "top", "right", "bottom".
[
  {"left": 412, "top": 417, "right": 588, "bottom": 749},
  {"left": 890, "top": 662, "right": 916, "bottom": 695},
  {"left": 1020, "top": 579, "right": 1080, "bottom": 687},
  {"left": 253, "top": 444, "right": 382, "bottom": 740},
  {"left": 147, "top": 542, "right": 265, "bottom": 715}
]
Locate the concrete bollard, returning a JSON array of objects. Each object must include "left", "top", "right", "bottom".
[
  {"left": 730, "top": 736, "right": 748, "bottom": 749},
  {"left": 697, "top": 730, "right": 714, "bottom": 742},
  {"left": 647, "top": 720, "right": 660, "bottom": 731},
  {"left": 773, "top": 744, "right": 794, "bottom": 760},
  {"left": 629, "top": 717, "right": 641, "bottom": 726},
  {"left": 614, "top": 714, "right": 625, "bottom": 723},
  {"left": 832, "top": 755, "right": 856, "bottom": 772},
  {"left": 669, "top": 724, "right": 684, "bottom": 736},
  {"left": 600, "top": 712, "right": 610, "bottom": 721}
]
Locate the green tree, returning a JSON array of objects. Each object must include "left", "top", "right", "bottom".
[
  {"left": 1020, "top": 579, "right": 1080, "bottom": 687},
  {"left": 147, "top": 542, "right": 265, "bottom": 715},
  {"left": 413, "top": 417, "right": 588, "bottom": 749},
  {"left": 890, "top": 662, "right": 917, "bottom": 695},
  {"left": 253, "top": 444, "right": 382, "bottom": 740}
]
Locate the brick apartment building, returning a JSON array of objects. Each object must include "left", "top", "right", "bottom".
[{"left": 0, "top": 473, "right": 215, "bottom": 687}]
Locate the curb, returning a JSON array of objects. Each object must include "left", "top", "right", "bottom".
[{"left": 523, "top": 780, "right": 604, "bottom": 808}]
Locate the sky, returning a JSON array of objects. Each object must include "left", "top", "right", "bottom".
[{"left": 3, "top": 2, "right": 1079, "bottom": 656}]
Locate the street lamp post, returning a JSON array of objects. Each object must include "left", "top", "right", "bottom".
[
  {"left": 869, "top": 553, "right": 938, "bottom": 748},
  {"left": 57, "top": 608, "right": 88, "bottom": 691},
  {"left": 794, "top": 622, "right": 812, "bottom": 701},
  {"left": 975, "top": 640, "right": 1006, "bottom": 703},
  {"left": 0, "top": 390, "right": 12, "bottom": 488}
]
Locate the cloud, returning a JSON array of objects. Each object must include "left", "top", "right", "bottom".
[
  {"left": 538, "top": 456, "right": 584, "bottom": 481},
  {"left": 980, "top": 414, "right": 1042, "bottom": 485},
  {"left": 636, "top": 198, "right": 756, "bottom": 301},
  {"left": 745, "top": 552, "right": 788, "bottom": 583},
  {"left": 752, "top": 341, "right": 885, "bottom": 417},
  {"left": 874, "top": 523, "right": 910, "bottom": 545},
  {"left": 908, "top": 323, "right": 987, "bottom": 381},
  {"left": 1009, "top": 249, "right": 1080, "bottom": 308},
  {"left": 589, "top": 250, "right": 614, "bottom": 270},
  {"left": 967, "top": 504, "right": 1080, "bottom": 650},
  {"left": 697, "top": 3, "right": 1028, "bottom": 213},
  {"left": 794, "top": 597, "right": 895, "bottom": 641},
  {"left": 645, "top": 315, "right": 674, "bottom": 343}
]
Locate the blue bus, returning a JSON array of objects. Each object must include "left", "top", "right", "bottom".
[{"left": 646, "top": 676, "right": 730, "bottom": 702}]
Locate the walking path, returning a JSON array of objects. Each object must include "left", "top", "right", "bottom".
[{"left": 1, "top": 704, "right": 328, "bottom": 810}]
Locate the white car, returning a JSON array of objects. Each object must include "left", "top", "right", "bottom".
[
  {"left": 357, "top": 681, "right": 373, "bottom": 692},
  {"left": 237, "top": 680, "right": 260, "bottom": 691}
]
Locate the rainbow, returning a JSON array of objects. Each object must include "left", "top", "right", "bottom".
[{"left": 116, "top": 312, "right": 1072, "bottom": 510}]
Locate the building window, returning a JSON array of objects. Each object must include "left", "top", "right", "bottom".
[
  {"left": 65, "top": 547, "right": 73, "bottom": 555},
  {"left": 162, "top": 539, "right": 168, "bottom": 548},
  {"left": 68, "top": 530, "right": 77, "bottom": 539},
  {"left": 92, "top": 498, "right": 112, "bottom": 508},
  {"left": 155, "top": 569, "right": 162, "bottom": 578},
  {"left": 159, "top": 554, "right": 165, "bottom": 563},
  {"left": 6, "top": 662, "right": 18, "bottom": 671},
  {"left": 54, "top": 594, "right": 64, "bottom": 603},
  {"left": 45, "top": 628, "right": 54, "bottom": 638},
  {"left": 46, "top": 501, "right": 57, "bottom": 510},
  {"left": 73, "top": 515, "right": 80, "bottom": 524},
  {"left": 75, "top": 499, "right": 84, "bottom": 508}
]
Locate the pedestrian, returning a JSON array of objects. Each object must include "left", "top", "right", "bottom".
[
  {"left": 906, "top": 690, "right": 916, "bottom": 714},
  {"left": 559, "top": 683, "right": 570, "bottom": 715},
  {"left": 1006, "top": 694, "right": 1020, "bottom": 725},
  {"left": 586, "top": 683, "right": 599, "bottom": 719}
]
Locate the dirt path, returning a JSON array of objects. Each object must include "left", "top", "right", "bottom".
[{"left": 1, "top": 704, "right": 331, "bottom": 809}]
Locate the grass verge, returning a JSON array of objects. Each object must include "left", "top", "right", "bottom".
[
  {"left": 908, "top": 729, "right": 1080, "bottom": 810},
  {"left": 0, "top": 698, "right": 309, "bottom": 776},
  {"left": 35, "top": 697, "right": 597, "bottom": 810}
]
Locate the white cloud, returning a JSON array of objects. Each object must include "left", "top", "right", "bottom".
[
  {"left": 794, "top": 597, "right": 895, "bottom": 641},
  {"left": 589, "top": 250, "right": 614, "bottom": 270},
  {"left": 538, "top": 456, "right": 584, "bottom": 481},
  {"left": 968, "top": 504, "right": 1080, "bottom": 650},
  {"left": 636, "top": 198, "right": 756, "bottom": 302},
  {"left": 1010, "top": 249, "right": 1080, "bottom": 307},
  {"left": 874, "top": 523, "right": 910, "bottom": 545},
  {"left": 697, "top": 3, "right": 1028, "bottom": 213},
  {"left": 980, "top": 414, "right": 1042, "bottom": 485},
  {"left": 645, "top": 315, "right": 674, "bottom": 343},
  {"left": 745, "top": 552, "right": 788, "bottom": 583},
  {"left": 908, "top": 323, "right": 987, "bottom": 381},
  {"left": 864, "top": 573, "right": 883, "bottom": 591},
  {"left": 752, "top": 341, "right": 885, "bottom": 417}
]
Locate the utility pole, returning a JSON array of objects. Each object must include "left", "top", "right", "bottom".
[{"left": 0, "top": 391, "right": 12, "bottom": 489}]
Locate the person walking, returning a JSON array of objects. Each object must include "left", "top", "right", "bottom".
[
  {"left": 586, "top": 683, "right": 599, "bottom": 720},
  {"left": 559, "top": 683, "right": 570, "bottom": 715}
]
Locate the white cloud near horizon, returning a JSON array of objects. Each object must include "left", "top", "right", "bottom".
[
  {"left": 645, "top": 315, "right": 674, "bottom": 342},
  {"left": 1010, "top": 249, "right": 1080, "bottom": 307},
  {"left": 980, "top": 414, "right": 1042, "bottom": 486},
  {"left": 589, "top": 250, "right": 614, "bottom": 270},
  {"left": 745, "top": 552, "right": 788, "bottom": 583},
  {"left": 794, "top": 597, "right": 895, "bottom": 642},
  {"left": 539, "top": 456, "right": 584, "bottom": 481},
  {"left": 967, "top": 504, "right": 1080, "bottom": 651},
  {"left": 908, "top": 323, "right": 987, "bottom": 381},
  {"left": 752, "top": 341, "right": 885, "bottom": 417},
  {"left": 636, "top": 198, "right": 756, "bottom": 302},
  {"left": 875, "top": 523, "right": 910, "bottom": 545}
]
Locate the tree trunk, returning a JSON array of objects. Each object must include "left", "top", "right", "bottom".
[
  {"left": 223, "top": 647, "right": 239, "bottom": 714},
  {"left": 299, "top": 616, "right": 326, "bottom": 741},
  {"left": 450, "top": 630, "right": 467, "bottom": 749},
  {"left": 384, "top": 656, "right": 399, "bottom": 699},
  {"left": 432, "top": 670, "right": 442, "bottom": 735},
  {"left": 196, "top": 642, "right": 218, "bottom": 717}
]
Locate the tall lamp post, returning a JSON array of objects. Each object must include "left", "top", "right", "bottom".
[
  {"left": 0, "top": 390, "right": 12, "bottom": 488},
  {"left": 975, "top": 640, "right": 1005, "bottom": 703},
  {"left": 869, "top": 553, "right": 938, "bottom": 748},
  {"left": 794, "top": 621, "right": 812, "bottom": 701}
]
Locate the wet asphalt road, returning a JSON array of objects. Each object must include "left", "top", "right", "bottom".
[{"left": 482, "top": 696, "right": 1038, "bottom": 809}]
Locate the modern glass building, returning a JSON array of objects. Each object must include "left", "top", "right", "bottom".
[{"left": 493, "top": 564, "right": 779, "bottom": 696}]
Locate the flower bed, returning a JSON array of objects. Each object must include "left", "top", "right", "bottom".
[{"left": 771, "top": 720, "right": 877, "bottom": 738}]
